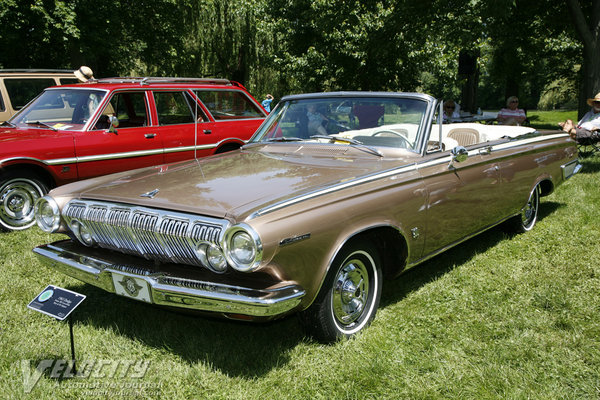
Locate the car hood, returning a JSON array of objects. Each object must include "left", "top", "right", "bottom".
[
  {"left": 0, "top": 126, "right": 65, "bottom": 141},
  {"left": 67, "top": 143, "right": 417, "bottom": 220}
]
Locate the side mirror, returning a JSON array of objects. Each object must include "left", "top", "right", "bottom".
[
  {"left": 108, "top": 115, "right": 119, "bottom": 134},
  {"left": 449, "top": 145, "right": 468, "bottom": 168}
]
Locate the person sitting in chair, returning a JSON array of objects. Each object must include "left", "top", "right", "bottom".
[
  {"left": 559, "top": 92, "right": 600, "bottom": 140},
  {"left": 497, "top": 96, "right": 527, "bottom": 125}
]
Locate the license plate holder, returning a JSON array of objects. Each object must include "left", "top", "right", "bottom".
[{"left": 111, "top": 272, "right": 152, "bottom": 303}]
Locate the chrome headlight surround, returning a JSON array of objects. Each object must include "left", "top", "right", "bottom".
[
  {"left": 195, "top": 241, "right": 228, "bottom": 273},
  {"left": 34, "top": 196, "right": 61, "bottom": 233},
  {"left": 222, "top": 223, "right": 262, "bottom": 272},
  {"left": 69, "top": 219, "right": 96, "bottom": 247}
]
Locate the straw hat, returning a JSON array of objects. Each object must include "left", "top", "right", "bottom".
[
  {"left": 587, "top": 92, "right": 600, "bottom": 107},
  {"left": 74, "top": 66, "right": 94, "bottom": 82}
]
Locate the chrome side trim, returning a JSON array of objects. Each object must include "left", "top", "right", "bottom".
[
  {"left": 41, "top": 138, "right": 246, "bottom": 166},
  {"left": 250, "top": 133, "right": 572, "bottom": 219},
  {"left": 33, "top": 241, "right": 305, "bottom": 317},
  {"left": 250, "top": 163, "right": 420, "bottom": 218}
]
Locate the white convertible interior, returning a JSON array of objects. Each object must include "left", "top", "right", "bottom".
[
  {"left": 333, "top": 122, "right": 536, "bottom": 150},
  {"left": 429, "top": 123, "right": 536, "bottom": 148}
]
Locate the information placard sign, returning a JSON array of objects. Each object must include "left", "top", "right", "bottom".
[{"left": 28, "top": 285, "right": 86, "bottom": 321}]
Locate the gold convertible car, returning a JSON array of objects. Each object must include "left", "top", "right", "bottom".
[{"left": 33, "top": 92, "right": 581, "bottom": 342}]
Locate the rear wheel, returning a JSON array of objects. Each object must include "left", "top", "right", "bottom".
[
  {"left": 505, "top": 185, "right": 540, "bottom": 233},
  {"left": 299, "top": 239, "right": 382, "bottom": 343},
  {"left": 0, "top": 173, "right": 49, "bottom": 231}
]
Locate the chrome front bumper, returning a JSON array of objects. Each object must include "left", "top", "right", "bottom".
[{"left": 33, "top": 240, "right": 305, "bottom": 317}]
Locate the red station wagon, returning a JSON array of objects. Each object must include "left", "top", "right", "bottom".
[{"left": 0, "top": 77, "right": 267, "bottom": 231}]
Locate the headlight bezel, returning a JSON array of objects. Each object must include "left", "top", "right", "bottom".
[
  {"left": 223, "top": 223, "right": 262, "bottom": 272},
  {"left": 34, "top": 196, "right": 61, "bottom": 233}
]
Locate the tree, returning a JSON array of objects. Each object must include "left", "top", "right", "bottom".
[{"left": 565, "top": 0, "right": 600, "bottom": 118}]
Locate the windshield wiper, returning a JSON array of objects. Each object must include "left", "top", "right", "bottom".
[
  {"left": 1, "top": 121, "right": 16, "bottom": 127},
  {"left": 309, "top": 135, "right": 383, "bottom": 157},
  {"left": 265, "top": 136, "right": 304, "bottom": 142},
  {"left": 25, "top": 121, "right": 57, "bottom": 131}
]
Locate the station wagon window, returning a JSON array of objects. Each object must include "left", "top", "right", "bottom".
[
  {"left": 95, "top": 91, "right": 148, "bottom": 129},
  {"left": 4, "top": 78, "right": 56, "bottom": 110},
  {"left": 194, "top": 90, "right": 264, "bottom": 120},
  {"left": 154, "top": 91, "right": 198, "bottom": 125},
  {"left": 10, "top": 88, "right": 106, "bottom": 131}
]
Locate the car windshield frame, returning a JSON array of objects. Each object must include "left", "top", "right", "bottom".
[
  {"left": 9, "top": 87, "right": 109, "bottom": 132},
  {"left": 250, "top": 92, "right": 435, "bottom": 153}
]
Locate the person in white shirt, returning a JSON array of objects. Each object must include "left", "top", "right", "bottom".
[
  {"left": 497, "top": 96, "right": 527, "bottom": 125},
  {"left": 442, "top": 100, "right": 460, "bottom": 122},
  {"left": 559, "top": 92, "right": 600, "bottom": 140}
]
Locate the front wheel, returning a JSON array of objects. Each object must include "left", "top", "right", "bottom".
[
  {"left": 0, "top": 173, "right": 49, "bottom": 231},
  {"left": 299, "top": 239, "right": 382, "bottom": 343}
]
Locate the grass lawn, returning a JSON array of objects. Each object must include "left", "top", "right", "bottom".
[
  {"left": 1, "top": 139, "right": 599, "bottom": 399},
  {"left": 527, "top": 110, "right": 578, "bottom": 131}
]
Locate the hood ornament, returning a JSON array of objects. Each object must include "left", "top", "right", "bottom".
[{"left": 140, "top": 188, "right": 159, "bottom": 199}]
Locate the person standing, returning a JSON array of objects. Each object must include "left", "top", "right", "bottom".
[{"left": 262, "top": 94, "right": 274, "bottom": 113}]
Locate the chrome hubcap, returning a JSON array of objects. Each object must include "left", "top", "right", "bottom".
[
  {"left": 520, "top": 188, "right": 538, "bottom": 227},
  {"left": 332, "top": 260, "right": 369, "bottom": 325},
  {"left": 0, "top": 179, "right": 43, "bottom": 229}
]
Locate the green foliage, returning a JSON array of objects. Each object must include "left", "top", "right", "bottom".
[
  {"left": 537, "top": 78, "right": 579, "bottom": 110},
  {"left": 0, "top": 0, "right": 593, "bottom": 112}
]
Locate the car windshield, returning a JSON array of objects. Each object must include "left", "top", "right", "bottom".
[
  {"left": 251, "top": 95, "right": 429, "bottom": 150},
  {"left": 10, "top": 88, "right": 106, "bottom": 131}
]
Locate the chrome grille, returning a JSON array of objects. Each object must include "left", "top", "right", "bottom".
[{"left": 62, "top": 200, "right": 229, "bottom": 267}]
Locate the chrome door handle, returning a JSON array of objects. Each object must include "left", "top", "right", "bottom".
[
  {"left": 479, "top": 146, "right": 492, "bottom": 155},
  {"left": 203, "top": 129, "right": 212, "bottom": 134},
  {"left": 145, "top": 133, "right": 157, "bottom": 139}
]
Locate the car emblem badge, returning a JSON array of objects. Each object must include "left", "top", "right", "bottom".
[
  {"left": 140, "top": 188, "right": 159, "bottom": 198},
  {"left": 118, "top": 276, "right": 143, "bottom": 297}
]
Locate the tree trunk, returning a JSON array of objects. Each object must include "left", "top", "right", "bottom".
[{"left": 566, "top": 0, "right": 600, "bottom": 119}]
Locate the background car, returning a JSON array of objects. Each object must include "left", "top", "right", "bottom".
[
  {"left": 0, "top": 69, "right": 79, "bottom": 123},
  {"left": 33, "top": 92, "right": 580, "bottom": 342},
  {"left": 0, "top": 76, "right": 266, "bottom": 231}
]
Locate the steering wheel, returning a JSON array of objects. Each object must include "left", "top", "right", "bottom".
[{"left": 372, "top": 130, "right": 411, "bottom": 148}]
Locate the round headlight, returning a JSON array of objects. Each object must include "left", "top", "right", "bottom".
[
  {"left": 195, "top": 242, "right": 227, "bottom": 273},
  {"left": 206, "top": 244, "right": 227, "bottom": 272},
  {"left": 231, "top": 232, "right": 256, "bottom": 265},
  {"left": 223, "top": 224, "right": 262, "bottom": 272},
  {"left": 34, "top": 196, "right": 61, "bottom": 232},
  {"left": 70, "top": 219, "right": 95, "bottom": 246}
]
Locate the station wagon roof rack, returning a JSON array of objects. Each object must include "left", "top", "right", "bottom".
[{"left": 95, "top": 77, "right": 232, "bottom": 85}]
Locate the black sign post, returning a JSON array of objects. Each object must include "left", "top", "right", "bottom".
[{"left": 28, "top": 285, "right": 86, "bottom": 373}]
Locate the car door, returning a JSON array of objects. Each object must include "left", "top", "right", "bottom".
[
  {"left": 74, "top": 90, "right": 164, "bottom": 180},
  {"left": 151, "top": 90, "right": 215, "bottom": 163},
  {"left": 417, "top": 145, "right": 503, "bottom": 258}
]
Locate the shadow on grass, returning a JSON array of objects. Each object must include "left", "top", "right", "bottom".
[
  {"left": 61, "top": 201, "right": 563, "bottom": 378},
  {"left": 578, "top": 157, "right": 600, "bottom": 174},
  {"left": 380, "top": 200, "right": 562, "bottom": 307}
]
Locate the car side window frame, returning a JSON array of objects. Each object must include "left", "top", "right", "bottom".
[
  {"left": 193, "top": 89, "right": 266, "bottom": 121},
  {"left": 153, "top": 90, "right": 202, "bottom": 126},
  {"left": 92, "top": 89, "right": 150, "bottom": 131}
]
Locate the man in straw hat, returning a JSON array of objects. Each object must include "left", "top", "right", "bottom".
[
  {"left": 74, "top": 66, "right": 95, "bottom": 82},
  {"left": 559, "top": 92, "right": 600, "bottom": 140}
]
